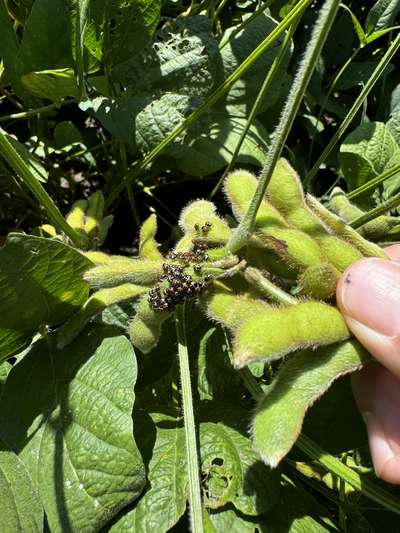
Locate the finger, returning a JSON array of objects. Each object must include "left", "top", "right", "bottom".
[
  {"left": 385, "top": 244, "right": 400, "bottom": 262},
  {"left": 337, "top": 258, "right": 400, "bottom": 378},
  {"left": 352, "top": 364, "right": 400, "bottom": 483}
]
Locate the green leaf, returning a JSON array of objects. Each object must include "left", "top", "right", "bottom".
[
  {"left": 110, "top": 410, "right": 187, "bottom": 533},
  {"left": 0, "top": 361, "right": 11, "bottom": 398},
  {"left": 0, "top": 0, "right": 20, "bottom": 88},
  {"left": 5, "top": 0, "right": 34, "bottom": 23},
  {"left": 199, "top": 402, "right": 279, "bottom": 516},
  {"left": 111, "top": 15, "right": 218, "bottom": 96},
  {"left": 217, "top": 12, "right": 291, "bottom": 116},
  {"left": 0, "top": 233, "right": 91, "bottom": 361},
  {"left": 54, "top": 121, "right": 82, "bottom": 148},
  {"left": 339, "top": 121, "right": 400, "bottom": 192},
  {"left": 366, "top": 0, "right": 400, "bottom": 34},
  {"left": 340, "top": 5, "right": 367, "bottom": 46},
  {"left": 335, "top": 62, "right": 393, "bottom": 90},
  {"left": 0, "top": 446, "right": 44, "bottom": 532},
  {"left": 0, "top": 326, "right": 145, "bottom": 533},
  {"left": 196, "top": 327, "right": 242, "bottom": 401},
  {"left": 90, "top": 0, "right": 161, "bottom": 66},
  {"left": 17, "top": 0, "right": 73, "bottom": 76},
  {"left": 207, "top": 508, "right": 256, "bottom": 532},
  {"left": 22, "top": 69, "right": 79, "bottom": 102},
  {"left": 6, "top": 134, "right": 48, "bottom": 182},
  {"left": 252, "top": 340, "right": 369, "bottom": 468}
]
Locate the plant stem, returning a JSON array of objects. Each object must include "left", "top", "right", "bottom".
[
  {"left": 104, "top": 0, "right": 313, "bottom": 209},
  {"left": 306, "top": 32, "right": 400, "bottom": 186},
  {"left": 210, "top": 16, "right": 297, "bottom": 199},
  {"left": 0, "top": 99, "right": 76, "bottom": 123},
  {"left": 350, "top": 192, "right": 400, "bottom": 228},
  {"left": 0, "top": 127, "right": 88, "bottom": 248},
  {"left": 175, "top": 304, "right": 204, "bottom": 532},
  {"left": 244, "top": 267, "right": 297, "bottom": 305},
  {"left": 296, "top": 434, "right": 400, "bottom": 515},
  {"left": 227, "top": 0, "right": 341, "bottom": 254},
  {"left": 237, "top": 367, "right": 400, "bottom": 515},
  {"left": 347, "top": 163, "right": 400, "bottom": 200}
]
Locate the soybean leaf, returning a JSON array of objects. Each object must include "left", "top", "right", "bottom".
[
  {"left": 339, "top": 121, "right": 400, "bottom": 195},
  {"left": 340, "top": 5, "right": 367, "bottom": 46},
  {"left": 0, "top": 0, "right": 20, "bottom": 88},
  {"left": 252, "top": 340, "right": 369, "bottom": 468},
  {"left": 109, "top": 410, "right": 187, "bottom": 533},
  {"left": 90, "top": 0, "right": 161, "bottom": 66},
  {"left": 0, "top": 362, "right": 11, "bottom": 398},
  {"left": 196, "top": 326, "right": 242, "bottom": 401},
  {"left": 17, "top": 0, "right": 73, "bottom": 76},
  {"left": 217, "top": 12, "right": 291, "bottom": 116},
  {"left": 387, "top": 113, "right": 400, "bottom": 146},
  {"left": 0, "top": 326, "right": 146, "bottom": 533},
  {"left": 335, "top": 62, "right": 394, "bottom": 91},
  {"left": 207, "top": 508, "right": 256, "bottom": 532},
  {"left": 366, "top": 0, "right": 400, "bottom": 34},
  {"left": 0, "top": 446, "right": 44, "bottom": 532},
  {"left": 199, "top": 402, "right": 279, "bottom": 516},
  {"left": 21, "top": 69, "right": 79, "bottom": 102},
  {"left": 0, "top": 233, "right": 91, "bottom": 361},
  {"left": 54, "top": 121, "right": 82, "bottom": 149},
  {"left": 5, "top": 0, "right": 35, "bottom": 23}
]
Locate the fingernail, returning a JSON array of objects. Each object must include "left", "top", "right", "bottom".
[
  {"left": 362, "top": 411, "right": 396, "bottom": 479},
  {"left": 338, "top": 259, "right": 400, "bottom": 337}
]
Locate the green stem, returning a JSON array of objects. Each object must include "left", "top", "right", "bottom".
[
  {"left": 0, "top": 100, "right": 75, "bottom": 123},
  {"left": 227, "top": 0, "right": 341, "bottom": 254},
  {"left": 296, "top": 434, "right": 400, "bottom": 515},
  {"left": 244, "top": 267, "right": 297, "bottom": 305},
  {"left": 306, "top": 32, "right": 400, "bottom": 186},
  {"left": 104, "top": 0, "right": 313, "bottom": 209},
  {"left": 350, "top": 192, "right": 400, "bottom": 229},
  {"left": 0, "top": 127, "right": 88, "bottom": 248},
  {"left": 175, "top": 304, "right": 204, "bottom": 532},
  {"left": 347, "top": 163, "right": 400, "bottom": 200},
  {"left": 238, "top": 368, "right": 400, "bottom": 515},
  {"left": 210, "top": 17, "right": 297, "bottom": 199}
]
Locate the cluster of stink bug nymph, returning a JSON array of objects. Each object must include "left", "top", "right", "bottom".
[{"left": 148, "top": 231, "right": 213, "bottom": 312}]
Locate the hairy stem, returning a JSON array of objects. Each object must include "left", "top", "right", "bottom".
[
  {"left": 175, "top": 304, "right": 204, "bottom": 532},
  {"left": 227, "top": 0, "right": 341, "bottom": 254},
  {"left": 350, "top": 191, "right": 400, "bottom": 229}
]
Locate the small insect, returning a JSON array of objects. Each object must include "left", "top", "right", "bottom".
[{"left": 201, "top": 221, "right": 212, "bottom": 233}]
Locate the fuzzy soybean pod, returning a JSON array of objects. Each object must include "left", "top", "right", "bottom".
[
  {"left": 266, "top": 160, "right": 364, "bottom": 271},
  {"left": 298, "top": 263, "right": 340, "bottom": 300},
  {"left": 233, "top": 301, "right": 350, "bottom": 368},
  {"left": 202, "top": 281, "right": 270, "bottom": 331},
  {"left": 330, "top": 188, "right": 400, "bottom": 241},
  {"left": 307, "top": 195, "right": 388, "bottom": 259},
  {"left": 129, "top": 296, "right": 172, "bottom": 353},
  {"left": 84, "top": 191, "right": 104, "bottom": 236},
  {"left": 139, "top": 214, "right": 163, "bottom": 260},
  {"left": 84, "top": 258, "right": 163, "bottom": 288},
  {"left": 57, "top": 284, "right": 148, "bottom": 349},
  {"left": 179, "top": 200, "right": 232, "bottom": 241}
]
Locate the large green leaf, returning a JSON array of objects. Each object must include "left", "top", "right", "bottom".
[
  {"left": 0, "top": 445, "right": 44, "bottom": 532},
  {"left": 0, "top": 0, "right": 20, "bottom": 88},
  {"left": 252, "top": 340, "right": 369, "bottom": 468},
  {"left": 0, "top": 234, "right": 91, "bottom": 361},
  {"left": 17, "top": 0, "right": 73, "bottom": 76},
  {"left": 199, "top": 402, "right": 279, "bottom": 516},
  {"left": 366, "top": 0, "right": 400, "bottom": 33},
  {"left": 21, "top": 68, "right": 79, "bottom": 102},
  {"left": 90, "top": 0, "right": 161, "bottom": 66},
  {"left": 339, "top": 121, "right": 400, "bottom": 194},
  {"left": 217, "top": 12, "right": 291, "bottom": 116},
  {"left": 207, "top": 508, "right": 256, "bottom": 533},
  {"left": 0, "top": 326, "right": 145, "bottom": 533},
  {"left": 110, "top": 411, "right": 187, "bottom": 533}
]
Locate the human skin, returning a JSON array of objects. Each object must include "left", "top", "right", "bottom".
[{"left": 337, "top": 245, "right": 400, "bottom": 484}]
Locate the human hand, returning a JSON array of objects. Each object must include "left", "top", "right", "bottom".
[{"left": 337, "top": 245, "right": 400, "bottom": 484}]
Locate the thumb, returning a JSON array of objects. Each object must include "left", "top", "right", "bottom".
[{"left": 337, "top": 254, "right": 400, "bottom": 378}]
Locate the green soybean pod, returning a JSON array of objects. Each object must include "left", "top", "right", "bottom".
[
  {"left": 202, "top": 281, "right": 270, "bottom": 331},
  {"left": 179, "top": 199, "right": 232, "bottom": 241},
  {"left": 266, "top": 158, "right": 304, "bottom": 215},
  {"left": 139, "top": 214, "right": 163, "bottom": 260},
  {"left": 307, "top": 195, "right": 388, "bottom": 259},
  {"left": 66, "top": 199, "right": 88, "bottom": 230},
  {"left": 57, "top": 283, "right": 148, "bottom": 348},
  {"left": 129, "top": 296, "right": 172, "bottom": 353},
  {"left": 84, "top": 259, "right": 163, "bottom": 288},
  {"left": 84, "top": 191, "right": 105, "bottom": 236},
  {"left": 298, "top": 263, "right": 340, "bottom": 300},
  {"left": 233, "top": 301, "right": 350, "bottom": 368},
  {"left": 224, "top": 170, "right": 287, "bottom": 230}
]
